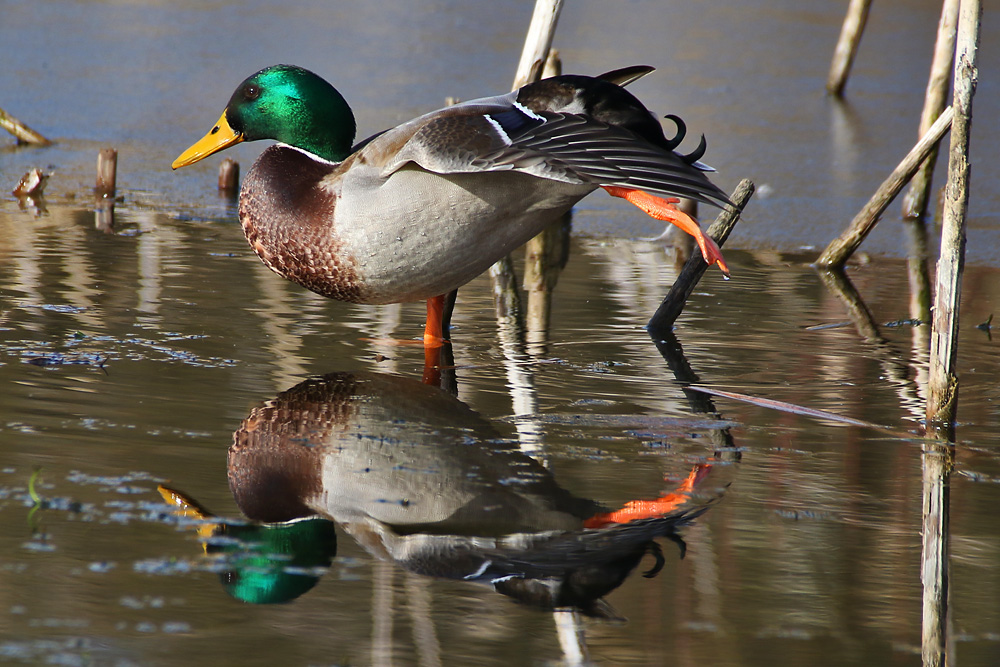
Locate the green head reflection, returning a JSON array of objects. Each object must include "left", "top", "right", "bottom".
[
  {"left": 208, "top": 518, "right": 338, "bottom": 605},
  {"left": 159, "top": 484, "right": 336, "bottom": 605}
]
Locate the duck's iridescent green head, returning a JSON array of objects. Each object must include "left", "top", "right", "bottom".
[{"left": 172, "top": 65, "right": 356, "bottom": 169}]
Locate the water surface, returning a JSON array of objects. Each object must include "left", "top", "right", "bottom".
[{"left": 2, "top": 1, "right": 1000, "bottom": 665}]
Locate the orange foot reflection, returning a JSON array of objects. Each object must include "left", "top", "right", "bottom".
[{"left": 583, "top": 463, "right": 713, "bottom": 529}]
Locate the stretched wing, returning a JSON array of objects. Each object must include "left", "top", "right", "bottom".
[{"left": 369, "top": 78, "right": 729, "bottom": 208}]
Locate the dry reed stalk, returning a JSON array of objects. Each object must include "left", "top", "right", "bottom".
[
  {"left": 827, "top": 0, "right": 873, "bottom": 96},
  {"left": 927, "top": 0, "right": 981, "bottom": 427},
  {"left": 489, "top": 0, "right": 565, "bottom": 336},
  {"left": 902, "top": 0, "right": 960, "bottom": 220}
]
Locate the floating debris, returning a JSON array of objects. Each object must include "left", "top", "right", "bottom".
[
  {"left": 12, "top": 168, "right": 47, "bottom": 197},
  {"left": 503, "top": 413, "right": 737, "bottom": 431},
  {"left": 24, "top": 353, "right": 106, "bottom": 370},
  {"left": 883, "top": 318, "right": 925, "bottom": 328}
]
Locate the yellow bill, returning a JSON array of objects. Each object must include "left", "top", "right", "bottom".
[{"left": 172, "top": 111, "right": 243, "bottom": 169}]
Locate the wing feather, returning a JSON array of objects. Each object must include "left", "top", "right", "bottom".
[{"left": 372, "top": 89, "right": 730, "bottom": 208}]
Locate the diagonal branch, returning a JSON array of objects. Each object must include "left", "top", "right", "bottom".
[
  {"left": 816, "top": 106, "right": 954, "bottom": 268},
  {"left": 647, "top": 179, "right": 754, "bottom": 333}
]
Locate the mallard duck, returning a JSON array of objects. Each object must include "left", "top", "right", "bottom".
[{"left": 173, "top": 64, "right": 731, "bottom": 345}]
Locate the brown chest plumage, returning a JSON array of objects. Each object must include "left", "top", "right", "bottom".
[{"left": 238, "top": 146, "right": 368, "bottom": 303}]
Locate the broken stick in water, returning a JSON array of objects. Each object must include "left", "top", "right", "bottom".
[
  {"left": 647, "top": 179, "right": 754, "bottom": 333},
  {"left": 96, "top": 148, "right": 118, "bottom": 198},
  {"left": 218, "top": 157, "right": 239, "bottom": 193},
  {"left": 13, "top": 169, "right": 48, "bottom": 198},
  {"left": 0, "top": 106, "right": 52, "bottom": 146},
  {"left": 95, "top": 148, "right": 118, "bottom": 233},
  {"left": 816, "top": 107, "right": 954, "bottom": 269}
]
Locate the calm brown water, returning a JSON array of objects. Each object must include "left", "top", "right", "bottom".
[{"left": 2, "top": 1, "right": 1000, "bottom": 665}]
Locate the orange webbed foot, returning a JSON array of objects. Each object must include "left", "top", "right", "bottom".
[{"left": 602, "top": 185, "right": 730, "bottom": 277}]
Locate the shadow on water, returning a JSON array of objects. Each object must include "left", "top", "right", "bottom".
[{"left": 158, "top": 369, "right": 723, "bottom": 660}]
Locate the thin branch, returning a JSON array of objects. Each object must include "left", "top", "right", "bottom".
[{"left": 0, "top": 106, "right": 52, "bottom": 146}]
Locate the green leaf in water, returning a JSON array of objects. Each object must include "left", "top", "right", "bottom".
[{"left": 28, "top": 467, "right": 41, "bottom": 505}]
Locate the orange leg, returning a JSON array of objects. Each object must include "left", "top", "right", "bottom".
[
  {"left": 423, "top": 295, "right": 449, "bottom": 348},
  {"left": 602, "top": 186, "right": 730, "bottom": 277},
  {"left": 422, "top": 294, "right": 452, "bottom": 386},
  {"left": 583, "top": 463, "right": 713, "bottom": 529}
]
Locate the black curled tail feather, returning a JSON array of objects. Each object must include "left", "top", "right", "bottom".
[
  {"left": 660, "top": 115, "right": 708, "bottom": 168},
  {"left": 661, "top": 114, "right": 687, "bottom": 152},
  {"left": 682, "top": 133, "right": 708, "bottom": 166},
  {"left": 519, "top": 73, "right": 716, "bottom": 161},
  {"left": 514, "top": 70, "right": 732, "bottom": 207}
]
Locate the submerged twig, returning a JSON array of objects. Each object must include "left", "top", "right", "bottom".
[
  {"left": 689, "top": 386, "right": 922, "bottom": 439},
  {"left": 647, "top": 179, "right": 754, "bottom": 332},
  {"left": 27, "top": 467, "right": 44, "bottom": 531},
  {"left": 28, "top": 467, "right": 42, "bottom": 506}
]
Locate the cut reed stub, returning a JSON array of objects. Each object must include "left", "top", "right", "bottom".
[
  {"left": 95, "top": 148, "right": 118, "bottom": 198},
  {"left": 218, "top": 158, "right": 239, "bottom": 192}
]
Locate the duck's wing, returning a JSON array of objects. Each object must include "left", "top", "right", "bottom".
[{"left": 364, "top": 88, "right": 730, "bottom": 209}]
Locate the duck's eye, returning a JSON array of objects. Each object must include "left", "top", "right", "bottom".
[{"left": 244, "top": 85, "right": 260, "bottom": 101}]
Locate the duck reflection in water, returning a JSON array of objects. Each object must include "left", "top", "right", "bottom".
[{"left": 161, "top": 371, "right": 717, "bottom": 618}]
